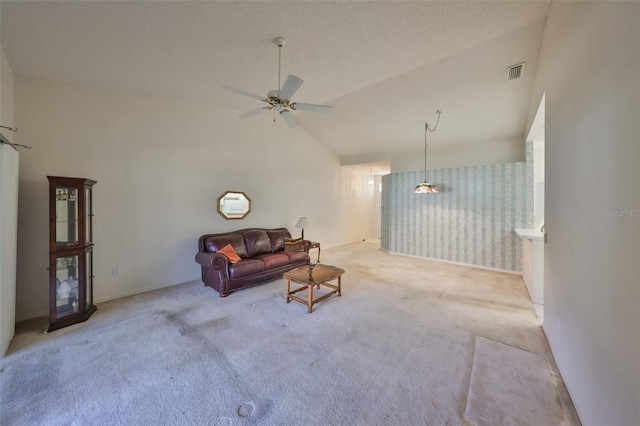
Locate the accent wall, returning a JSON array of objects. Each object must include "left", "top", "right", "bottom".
[{"left": 381, "top": 155, "right": 532, "bottom": 272}]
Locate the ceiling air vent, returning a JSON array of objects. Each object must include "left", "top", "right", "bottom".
[{"left": 507, "top": 62, "right": 525, "bottom": 81}]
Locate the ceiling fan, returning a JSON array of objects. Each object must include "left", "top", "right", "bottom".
[{"left": 223, "top": 37, "right": 333, "bottom": 128}]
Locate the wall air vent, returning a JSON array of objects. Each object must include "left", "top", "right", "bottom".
[{"left": 507, "top": 62, "right": 525, "bottom": 81}]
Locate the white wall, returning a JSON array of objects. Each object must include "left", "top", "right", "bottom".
[
  {"left": 341, "top": 165, "right": 378, "bottom": 242},
  {"left": 526, "top": 2, "right": 639, "bottom": 425},
  {"left": 532, "top": 145, "right": 545, "bottom": 229},
  {"left": 0, "top": 48, "right": 14, "bottom": 129},
  {"left": 14, "top": 76, "right": 371, "bottom": 320},
  {"left": 0, "top": 37, "right": 18, "bottom": 355},
  {"left": 344, "top": 167, "right": 377, "bottom": 242},
  {"left": 390, "top": 136, "right": 524, "bottom": 173}
]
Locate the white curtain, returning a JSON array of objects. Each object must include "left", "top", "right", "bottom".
[{"left": 0, "top": 139, "right": 19, "bottom": 356}]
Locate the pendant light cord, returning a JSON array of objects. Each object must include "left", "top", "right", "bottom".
[{"left": 423, "top": 110, "right": 442, "bottom": 181}]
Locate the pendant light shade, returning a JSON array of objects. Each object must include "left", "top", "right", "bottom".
[
  {"left": 414, "top": 110, "right": 442, "bottom": 194},
  {"left": 414, "top": 182, "right": 439, "bottom": 193}
]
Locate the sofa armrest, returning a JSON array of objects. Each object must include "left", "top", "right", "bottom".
[{"left": 195, "top": 252, "right": 229, "bottom": 270}]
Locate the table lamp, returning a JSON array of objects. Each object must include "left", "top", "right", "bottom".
[{"left": 295, "top": 217, "right": 309, "bottom": 239}]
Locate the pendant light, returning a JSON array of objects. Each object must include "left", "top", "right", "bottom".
[{"left": 414, "top": 110, "right": 442, "bottom": 193}]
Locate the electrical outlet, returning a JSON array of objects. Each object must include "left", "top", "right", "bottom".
[{"left": 113, "top": 267, "right": 121, "bottom": 276}]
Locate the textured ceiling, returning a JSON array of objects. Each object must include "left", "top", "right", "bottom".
[{"left": 1, "top": 1, "right": 550, "bottom": 162}]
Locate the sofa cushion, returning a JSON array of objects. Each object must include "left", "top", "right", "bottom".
[
  {"left": 254, "top": 253, "right": 290, "bottom": 269},
  {"left": 228, "top": 259, "right": 265, "bottom": 279},
  {"left": 218, "top": 244, "right": 241, "bottom": 263},
  {"left": 243, "top": 229, "right": 272, "bottom": 257},
  {"left": 283, "top": 250, "right": 309, "bottom": 263},
  {"left": 266, "top": 229, "right": 290, "bottom": 252},
  {"left": 285, "top": 237, "right": 303, "bottom": 252},
  {"left": 204, "top": 234, "right": 248, "bottom": 258}
]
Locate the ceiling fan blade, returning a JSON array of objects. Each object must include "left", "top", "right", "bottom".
[
  {"left": 278, "top": 75, "right": 303, "bottom": 100},
  {"left": 290, "top": 103, "right": 333, "bottom": 114},
  {"left": 239, "top": 108, "right": 269, "bottom": 119},
  {"left": 280, "top": 110, "right": 298, "bottom": 128},
  {"left": 222, "top": 84, "right": 266, "bottom": 101}
]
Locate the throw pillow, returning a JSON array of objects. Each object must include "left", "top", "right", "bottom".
[
  {"left": 284, "top": 237, "right": 303, "bottom": 252},
  {"left": 218, "top": 244, "right": 241, "bottom": 263}
]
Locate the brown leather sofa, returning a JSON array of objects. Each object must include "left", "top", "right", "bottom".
[{"left": 195, "top": 228, "right": 310, "bottom": 297}]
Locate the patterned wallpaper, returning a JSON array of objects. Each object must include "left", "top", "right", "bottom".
[{"left": 382, "top": 152, "right": 533, "bottom": 272}]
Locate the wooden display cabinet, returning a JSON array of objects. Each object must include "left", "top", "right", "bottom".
[{"left": 47, "top": 176, "right": 97, "bottom": 332}]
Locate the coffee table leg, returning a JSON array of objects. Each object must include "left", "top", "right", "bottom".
[
  {"left": 286, "top": 279, "right": 291, "bottom": 303},
  {"left": 307, "top": 284, "right": 313, "bottom": 313},
  {"left": 338, "top": 276, "right": 342, "bottom": 296}
]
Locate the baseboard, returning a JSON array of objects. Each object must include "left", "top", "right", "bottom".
[
  {"left": 15, "top": 309, "right": 49, "bottom": 323},
  {"left": 93, "top": 279, "right": 202, "bottom": 305},
  {"left": 15, "top": 279, "right": 202, "bottom": 323},
  {"left": 385, "top": 250, "right": 523, "bottom": 276},
  {"left": 540, "top": 323, "right": 584, "bottom": 425}
]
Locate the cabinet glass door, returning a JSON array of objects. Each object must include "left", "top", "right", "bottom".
[
  {"left": 85, "top": 186, "right": 92, "bottom": 244},
  {"left": 85, "top": 249, "right": 93, "bottom": 308},
  {"left": 55, "top": 254, "right": 80, "bottom": 318},
  {"left": 55, "top": 186, "right": 79, "bottom": 247}
]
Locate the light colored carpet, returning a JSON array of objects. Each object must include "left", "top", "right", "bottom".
[
  {"left": 1, "top": 241, "right": 580, "bottom": 425},
  {"left": 464, "top": 337, "right": 565, "bottom": 426}
]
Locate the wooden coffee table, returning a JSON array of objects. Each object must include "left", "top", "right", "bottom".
[{"left": 284, "top": 264, "right": 345, "bottom": 313}]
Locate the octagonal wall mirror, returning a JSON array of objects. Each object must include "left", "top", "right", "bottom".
[{"left": 217, "top": 191, "right": 251, "bottom": 220}]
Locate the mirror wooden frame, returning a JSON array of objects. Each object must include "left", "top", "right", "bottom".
[{"left": 217, "top": 191, "right": 251, "bottom": 220}]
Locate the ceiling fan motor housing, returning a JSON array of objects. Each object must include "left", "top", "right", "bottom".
[{"left": 266, "top": 90, "right": 290, "bottom": 108}]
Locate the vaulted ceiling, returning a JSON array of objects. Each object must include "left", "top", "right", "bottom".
[{"left": 1, "top": 1, "right": 550, "bottom": 162}]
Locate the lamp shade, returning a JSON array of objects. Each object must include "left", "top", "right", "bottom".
[
  {"left": 414, "top": 182, "right": 439, "bottom": 193},
  {"left": 295, "top": 217, "right": 309, "bottom": 229}
]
